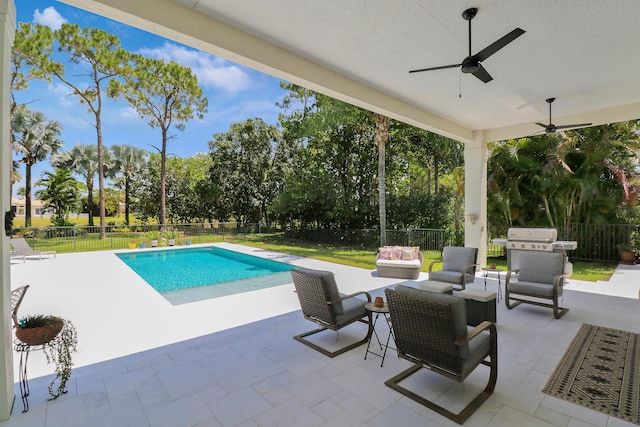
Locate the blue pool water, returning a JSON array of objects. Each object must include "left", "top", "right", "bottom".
[{"left": 116, "top": 247, "right": 293, "bottom": 304}]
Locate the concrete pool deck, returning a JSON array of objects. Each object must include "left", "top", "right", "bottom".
[
  {"left": 6, "top": 243, "right": 640, "bottom": 426},
  {"left": 9, "top": 242, "right": 407, "bottom": 379},
  {"left": 10, "top": 242, "right": 640, "bottom": 381}
]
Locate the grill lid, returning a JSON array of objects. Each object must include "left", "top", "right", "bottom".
[{"left": 507, "top": 227, "right": 557, "bottom": 242}]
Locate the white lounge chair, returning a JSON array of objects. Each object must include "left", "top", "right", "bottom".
[{"left": 10, "top": 238, "right": 56, "bottom": 261}]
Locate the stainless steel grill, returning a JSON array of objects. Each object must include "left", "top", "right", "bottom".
[{"left": 492, "top": 228, "right": 577, "bottom": 274}]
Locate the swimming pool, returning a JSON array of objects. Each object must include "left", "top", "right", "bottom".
[{"left": 116, "top": 247, "right": 294, "bottom": 304}]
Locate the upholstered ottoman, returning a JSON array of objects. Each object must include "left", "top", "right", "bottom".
[
  {"left": 458, "top": 288, "right": 497, "bottom": 326},
  {"left": 418, "top": 281, "right": 454, "bottom": 294}
]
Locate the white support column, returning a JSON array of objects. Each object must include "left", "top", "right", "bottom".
[
  {"left": 464, "top": 131, "right": 488, "bottom": 267},
  {"left": 0, "top": 0, "right": 16, "bottom": 421}
]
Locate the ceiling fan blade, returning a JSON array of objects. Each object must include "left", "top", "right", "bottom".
[
  {"left": 475, "top": 28, "right": 525, "bottom": 62},
  {"left": 409, "top": 63, "right": 460, "bottom": 74},
  {"left": 554, "top": 123, "right": 593, "bottom": 130},
  {"left": 471, "top": 63, "right": 493, "bottom": 83},
  {"left": 535, "top": 122, "right": 548, "bottom": 128}
]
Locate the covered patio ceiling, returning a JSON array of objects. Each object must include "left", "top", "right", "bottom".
[{"left": 61, "top": 0, "right": 640, "bottom": 144}]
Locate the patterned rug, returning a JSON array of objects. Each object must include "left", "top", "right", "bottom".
[{"left": 542, "top": 323, "right": 640, "bottom": 424}]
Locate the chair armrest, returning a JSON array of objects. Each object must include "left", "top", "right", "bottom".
[
  {"left": 461, "top": 263, "right": 480, "bottom": 284},
  {"left": 505, "top": 268, "right": 520, "bottom": 285},
  {"left": 553, "top": 273, "right": 570, "bottom": 292},
  {"left": 454, "top": 321, "right": 496, "bottom": 346},
  {"left": 328, "top": 291, "right": 372, "bottom": 305},
  {"left": 428, "top": 260, "right": 442, "bottom": 273}
]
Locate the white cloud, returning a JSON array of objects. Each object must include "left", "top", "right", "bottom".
[
  {"left": 119, "top": 106, "right": 140, "bottom": 120},
  {"left": 138, "top": 42, "right": 253, "bottom": 94},
  {"left": 33, "top": 7, "right": 67, "bottom": 30},
  {"left": 47, "top": 83, "right": 75, "bottom": 108}
]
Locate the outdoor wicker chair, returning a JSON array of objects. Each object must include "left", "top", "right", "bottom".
[
  {"left": 11, "top": 285, "right": 29, "bottom": 328},
  {"left": 428, "top": 246, "right": 478, "bottom": 290},
  {"left": 291, "top": 268, "right": 373, "bottom": 357},
  {"left": 384, "top": 285, "right": 497, "bottom": 424},
  {"left": 505, "top": 251, "right": 569, "bottom": 319}
]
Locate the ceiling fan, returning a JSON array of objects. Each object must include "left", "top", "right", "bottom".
[
  {"left": 409, "top": 7, "right": 525, "bottom": 83},
  {"left": 535, "top": 98, "right": 592, "bottom": 134}
]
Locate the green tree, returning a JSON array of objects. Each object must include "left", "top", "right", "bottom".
[
  {"left": 110, "top": 144, "right": 148, "bottom": 224},
  {"left": 11, "top": 108, "right": 63, "bottom": 227},
  {"left": 373, "top": 113, "right": 389, "bottom": 245},
  {"left": 130, "top": 153, "right": 214, "bottom": 223},
  {"left": 52, "top": 143, "right": 117, "bottom": 227},
  {"left": 10, "top": 23, "right": 54, "bottom": 114},
  {"left": 103, "top": 187, "right": 124, "bottom": 217},
  {"left": 165, "top": 154, "right": 213, "bottom": 223},
  {"left": 108, "top": 55, "right": 207, "bottom": 230},
  {"left": 18, "top": 23, "right": 129, "bottom": 238},
  {"left": 129, "top": 152, "right": 161, "bottom": 223},
  {"left": 487, "top": 121, "right": 640, "bottom": 233},
  {"left": 35, "top": 168, "right": 80, "bottom": 225},
  {"left": 208, "top": 118, "right": 282, "bottom": 223},
  {"left": 275, "top": 85, "right": 380, "bottom": 228},
  {"left": 10, "top": 23, "right": 55, "bottom": 196}
]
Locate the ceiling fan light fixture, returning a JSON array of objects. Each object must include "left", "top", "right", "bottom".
[
  {"left": 534, "top": 97, "right": 593, "bottom": 134},
  {"left": 461, "top": 57, "right": 479, "bottom": 73}
]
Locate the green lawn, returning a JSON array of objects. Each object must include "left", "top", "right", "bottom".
[
  {"left": 235, "top": 238, "right": 616, "bottom": 282},
  {"left": 483, "top": 258, "right": 616, "bottom": 282},
  {"left": 13, "top": 216, "right": 131, "bottom": 228},
  {"left": 14, "top": 227, "right": 616, "bottom": 282}
]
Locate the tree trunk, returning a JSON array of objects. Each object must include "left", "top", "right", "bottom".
[
  {"left": 25, "top": 161, "right": 32, "bottom": 228},
  {"left": 373, "top": 113, "right": 389, "bottom": 247},
  {"left": 96, "top": 114, "right": 106, "bottom": 239},
  {"left": 160, "top": 127, "right": 168, "bottom": 232},
  {"left": 86, "top": 178, "right": 94, "bottom": 227},
  {"left": 434, "top": 153, "right": 440, "bottom": 194},
  {"left": 427, "top": 160, "right": 432, "bottom": 195},
  {"left": 124, "top": 175, "right": 130, "bottom": 225}
]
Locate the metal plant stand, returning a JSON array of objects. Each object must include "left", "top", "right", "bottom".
[{"left": 13, "top": 341, "right": 43, "bottom": 413}]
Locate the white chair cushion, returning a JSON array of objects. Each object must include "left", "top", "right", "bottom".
[{"left": 376, "top": 258, "right": 421, "bottom": 268}]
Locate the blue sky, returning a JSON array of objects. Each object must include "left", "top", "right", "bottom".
[{"left": 13, "top": 0, "right": 288, "bottom": 195}]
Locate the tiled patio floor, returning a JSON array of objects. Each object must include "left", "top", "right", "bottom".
[{"left": 3, "top": 244, "right": 640, "bottom": 426}]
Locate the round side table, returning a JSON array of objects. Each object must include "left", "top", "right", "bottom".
[{"left": 364, "top": 302, "right": 395, "bottom": 367}]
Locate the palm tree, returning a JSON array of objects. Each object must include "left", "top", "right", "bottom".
[
  {"left": 110, "top": 144, "right": 148, "bottom": 224},
  {"left": 35, "top": 168, "right": 80, "bottom": 225},
  {"left": 373, "top": 113, "right": 389, "bottom": 246},
  {"left": 11, "top": 108, "right": 63, "bottom": 227},
  {"left": 52, "top": 144, "right": 116, "bottom": 227}
]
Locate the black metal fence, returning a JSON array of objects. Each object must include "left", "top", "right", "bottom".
[
  {"left": 12, "top": 222, "right": 267, "bottom": 253},
  {"left": 11, "top": 222, "right": 639, "bottom": 262},
  {"left": 284, "top": 228, "right": 450, "bottom": 253},
  {"left": 487, "top": 223, "right": 640, "bottom": 262}
]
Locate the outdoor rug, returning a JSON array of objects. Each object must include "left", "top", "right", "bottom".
[{"left": 542, "top": 323, "right": 640, "bottom": 424}]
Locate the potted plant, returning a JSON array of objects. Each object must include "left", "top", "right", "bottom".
[
  {"left": 616, "top": 243, "right": 638, "bottom": 264},
  {"left": 165, "top": 229, "right": 179, "bottom": 246},
  {"left": 147, "top": 230, "right": 160, "bottom": 247},
  {"left": 15, "top": 314, "right": 63, "bottom": 345},
  {"left": 16, "top": 315, "right": 78, "bottom": 400},
  {"left": 128, "top": 240, "right": 137, "bottom": 249}
]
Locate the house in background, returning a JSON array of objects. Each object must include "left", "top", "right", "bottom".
[
  {"left": 10, "top": 198, "right": 52, "bottom": 219},
  {"left": 10, "top": 198, "right": 86, "bottom": 222}
]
